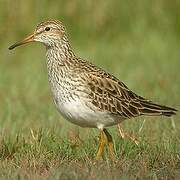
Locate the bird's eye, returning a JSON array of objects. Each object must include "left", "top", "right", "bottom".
[{"left": 45, "top": 27, "right": 50, "bottom": 31}]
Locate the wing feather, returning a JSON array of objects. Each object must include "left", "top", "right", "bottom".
[{"left": 78, "top": 59, "right": 177, "bottom": 118}]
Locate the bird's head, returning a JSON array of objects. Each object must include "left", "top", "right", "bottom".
[{"left": 9, "top": 20, "right": 67, "bottom": 50}]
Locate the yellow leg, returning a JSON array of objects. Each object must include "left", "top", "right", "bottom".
[
  {"left": 103, "top": 129, "right": 114, "bottom": 159},
  {"left": 117, "top": 124, "right": 139, "bottom": 145},
  {"left": 96, "top": 130, "right": 106, "bottom": 160}
]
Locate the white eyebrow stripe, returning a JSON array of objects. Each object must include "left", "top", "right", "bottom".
[{"left": 37, "top": 24, "right": 60, "bottom": 32}]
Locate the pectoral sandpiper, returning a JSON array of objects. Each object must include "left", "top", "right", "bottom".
[{"left": 9, "top": 20, "right": 177, "bottom": 160}]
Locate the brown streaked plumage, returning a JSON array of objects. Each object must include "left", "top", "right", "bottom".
[{"left": 9, "top": 20, "right": 177, "bottom": 160}]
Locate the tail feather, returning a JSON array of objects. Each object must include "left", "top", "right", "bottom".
[{"left": 139, "top": 101, "right": 177, "bottom": 117}]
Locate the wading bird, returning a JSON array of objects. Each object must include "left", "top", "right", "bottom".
[{"left": 9, "top": 20, "right": 177, "bottom": 159}]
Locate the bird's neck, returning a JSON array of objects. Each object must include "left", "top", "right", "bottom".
[
  {"left": 45, "top": 38, "right": 77, "bottom": 88},
  {"left": 45, "top": 38, "right": 77, "bottom": 94},
  {"left": 46, "top": 38, "right": 75, "bottom": 67}
]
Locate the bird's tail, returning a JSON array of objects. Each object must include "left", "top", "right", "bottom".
[{"left": 139, "top": 101, "right": 177, "bottom": 117}]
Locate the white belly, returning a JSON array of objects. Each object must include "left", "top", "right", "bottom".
[{"left": 54, "top": 96, "right": 120, "bottom": 129}]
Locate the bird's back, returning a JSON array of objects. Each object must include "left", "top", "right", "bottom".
[{"left": 73, "top": 57, "right": 177, "bottom": 118}]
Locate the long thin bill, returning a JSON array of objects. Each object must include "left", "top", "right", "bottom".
[{"left": 9, "top": 34, "right": 34, "bottom": 50}]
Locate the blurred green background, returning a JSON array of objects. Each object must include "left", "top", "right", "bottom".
[{"left": 0, "top": 0, "right": 179, "bottom": 140}]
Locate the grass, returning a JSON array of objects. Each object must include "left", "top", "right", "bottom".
[{"left": 0, "top": 0, "right": 180, "bottom": 179}]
